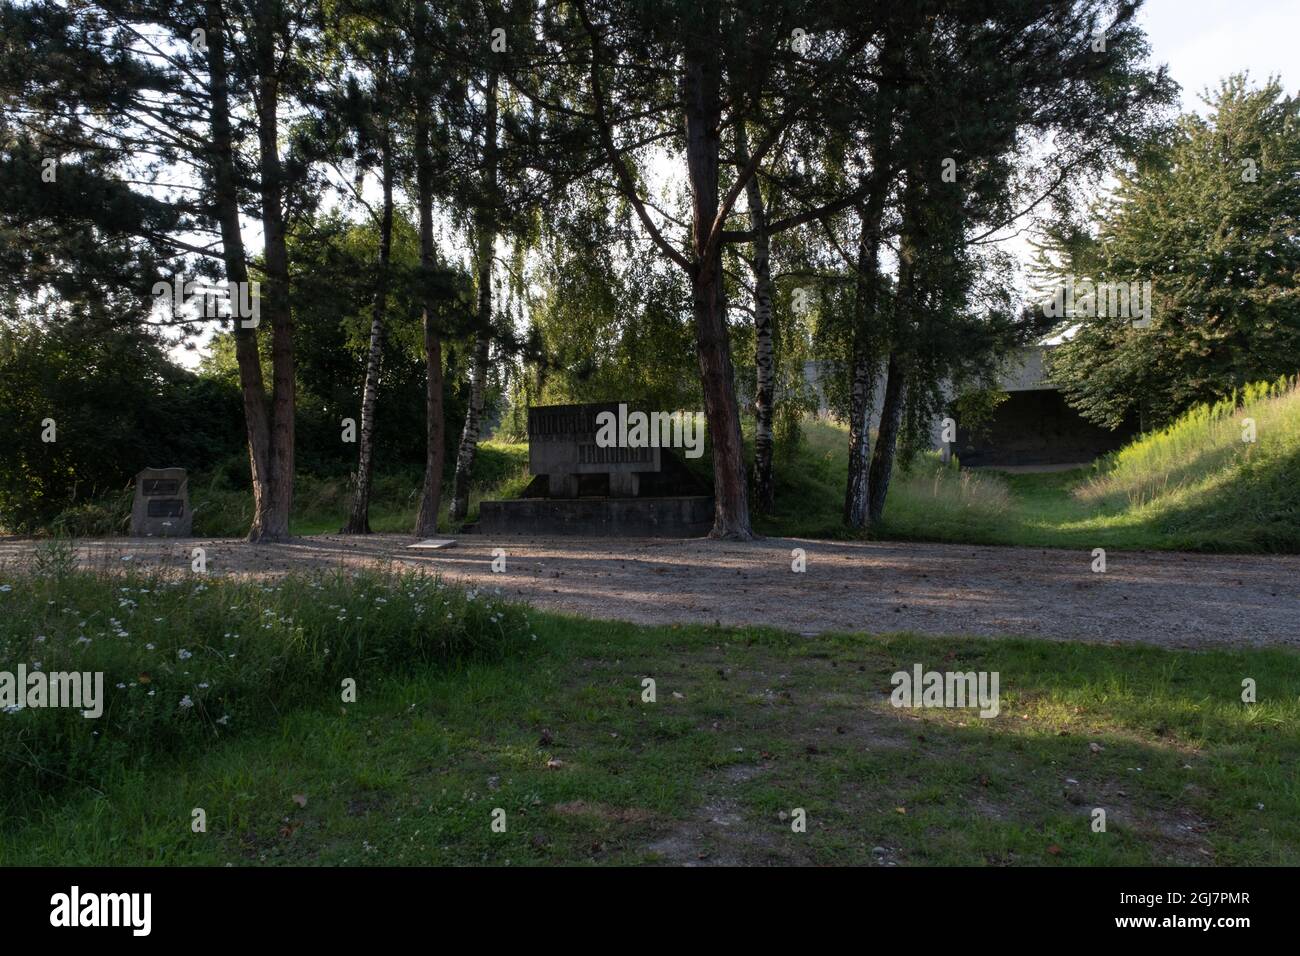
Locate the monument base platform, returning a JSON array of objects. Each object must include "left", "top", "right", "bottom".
[{"left": 477, "top": 496, "right": 714, "bottom": 537}]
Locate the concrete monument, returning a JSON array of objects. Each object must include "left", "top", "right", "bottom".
[{"left": 477, "top": 402, "right": 712, "bottom": 536}]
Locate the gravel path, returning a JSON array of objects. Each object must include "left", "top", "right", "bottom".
[{"left": 2, "top": 533, "right": 1298, "bottom": 649}]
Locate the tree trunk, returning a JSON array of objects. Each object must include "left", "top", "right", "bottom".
[
  {"left": 866, "top": 164, "right": 923, "bottom": 525},
  {"left": 449, "top": 330, "right": 489, "bottom": 523},
  {"left": 413, "top": 43, "right": 445, "bottom": 537},
  {"left": 684, "top": 21, "right": 751, "bottom": 539},
  {"left": 844, "top": 162, "right": 894, "bottom": 527},
  {"left": 843, "top": 222, "right": 881, "bottom": 529},
  {"left": 414, "top": 306, "right": 446, "bottom": 536},
  {"left": 866, "top": 350, "right": 907, "bottom": 524},
  {"left": 344, "top": 115, "right": 394, "bottom": 534},
  {"left": 844, "top": 24, "right": 904, "bottom": 530},
  {"left": 735, "top": 120, "right": 776, "bottom": 515},
  {"left": 205, "top": 0, "right": 273, "bottom": 542},
  {"left": 448, "top": 70, "right": 497, "bottom": 527},
  {"left": 250, "top": 31, "right": 295, "bottom": 541}
]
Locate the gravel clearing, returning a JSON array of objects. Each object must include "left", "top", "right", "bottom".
[{"left": 2, "top": 533, "right": 1297, "bottom": 649}]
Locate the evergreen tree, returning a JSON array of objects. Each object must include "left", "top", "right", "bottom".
[{"left": 1043, "top": 75, "right": 1300, "bottom": 429}]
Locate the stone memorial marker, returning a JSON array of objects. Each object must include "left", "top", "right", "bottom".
[
  {"left": 130, "top": 467, "right": 192, "bottom": 537},
  {"left": 476, "top": 402, "right": 713, "bottom": 536},
  {"left": 528, "top": 402, "right": 660, "bottom": 498}
]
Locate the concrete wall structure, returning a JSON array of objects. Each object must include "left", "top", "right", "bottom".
[{"left": 799, "top": 344, "right": 1135, "bottom": 468}]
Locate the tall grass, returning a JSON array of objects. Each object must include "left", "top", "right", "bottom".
[
  {"left": 755, "top": 417, "right": 1013, "bottom": 539},
  {"left": 1077, "top": 378, "right": 1300, "bottom": 550},
  {"left": 886, "top": 455, "right": 1013, "bottom": 535},
  {"left": 0, "top": 566, "right": 531, "bottom": 814}
]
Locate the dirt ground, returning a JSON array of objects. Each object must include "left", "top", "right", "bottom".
[{"left": 2, "top": 533, "right": 1298, "bottom": 649}]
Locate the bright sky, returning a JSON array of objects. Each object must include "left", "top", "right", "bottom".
[{"left": 1139, "top": 0, "right": 1298, "bottom": 113}]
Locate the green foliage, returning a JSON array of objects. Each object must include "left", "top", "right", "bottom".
[
  {"left": 773, "top": 400, "right": 807, "bottom": 464},
  {"left": 0, "top": 320, "right": 244, "bottom": 532},
  {"left": 0, "top": 568, "right": 531, "bottom": 814},
  {"left": 289, "top": 212, "right": 472, "bottom": 476},
  {"left": 27, "top": 536, "right": 76, "bottom": 580},
  {"left": 51, "top": 499, "right": 131, "bottom": 538},
  {"left": 178, "top": 441, "right": 529, "bottom": 537},
  {"left": 1042, "top": 76, "right": 1300, "bottom": 429},
  {"left": 951, "top": 388, "right": 1011, "bottom": 439},
  {"left": 523, "top": 233, "right": 699, "bottom": 412},
  {"left": 194, "top": 213, "right": 478, "bottom": 479}
]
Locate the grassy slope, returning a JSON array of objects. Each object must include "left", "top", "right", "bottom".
[
  {"left": 761, "top": 380, "right": 1300, "bottom": 552},
  {"left": 755, "top": 418, "right": 1017, "bottom": 543},
  {"left": 1073, "top": 381, "right": 1300, "bottom": 551},
  {"left": 1, "top": 570, "right": 1296, "bottom": 866}
]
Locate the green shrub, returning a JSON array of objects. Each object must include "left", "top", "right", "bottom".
[
  {"left": 51, "top": 494, "right": 132, "bottom": 538},
  {"left": 0, "top": 321, "right": 244, "bottom": 533},
  {"left": 26, "top": 538, "right": 78, "bottom": 580}
]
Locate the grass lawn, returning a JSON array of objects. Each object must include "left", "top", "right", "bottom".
[
  {"left": 2, "top": 569, "right": 1296, "bottom": 866},
  {"left": 883, "top": 465, "right": 1185, "bottom": 551}
]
